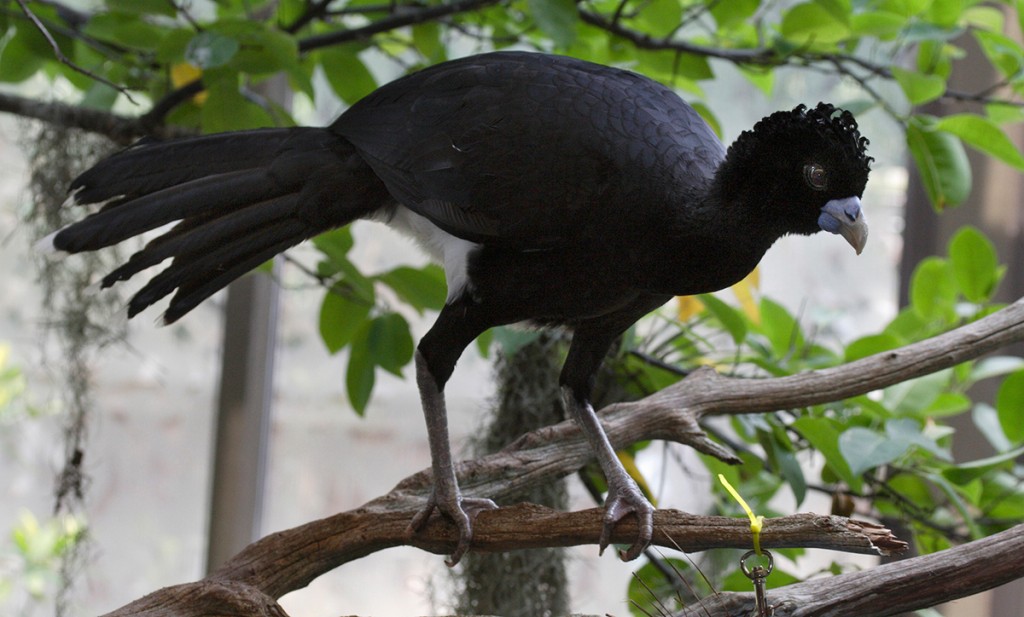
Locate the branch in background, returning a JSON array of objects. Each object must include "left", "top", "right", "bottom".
[
  {"left": 0, "top": 90, "right": 193, "bottom": 143},
  {"left": 296, "top": 0, "right": 503, "bottom": 52}
]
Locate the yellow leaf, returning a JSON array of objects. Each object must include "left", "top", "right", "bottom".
[
  {"left": 731, "top": 268, "right": 760, "bottom": 324},
  {"left": 170, "top": 63, "right": 207, "bottom": 104},
  {"left": 676, "top": 295, "right": 704, "bottom": 322}
]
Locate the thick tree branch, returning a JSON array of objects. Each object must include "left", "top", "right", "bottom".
[
  {"left": 678, "top": 523, "right": 1024, "bottom": 617},
  {"left": 98, "top": 298, "right": 1024, "bottom": 617}
]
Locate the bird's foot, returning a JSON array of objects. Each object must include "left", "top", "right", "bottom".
[
  {"left": 409, "top": 491, "right": 498, "bottom": 566},
  {"left": 599, "top": 479, "right": 655, "bottom": 561}
]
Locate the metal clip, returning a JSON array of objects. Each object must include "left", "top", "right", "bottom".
[{"left": 740, "top": 549, "right": 774, "bottom": 617}]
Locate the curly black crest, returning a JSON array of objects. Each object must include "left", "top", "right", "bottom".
[
  {"left": 796, "top": 102, "right": 873, "bottom": 172},
  {"left": 725, "top": 101, "right": 873, "bottom": 181}
]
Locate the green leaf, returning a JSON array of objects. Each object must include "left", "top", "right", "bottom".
[
  {"left": 186, "top": 31, "right": 241, "bottom": 69},
  {"left": 699, "top": 293, "right": 748, "bottom": 345},
  {"left": 968, "top": 356, "right": 1024, "bottom": 385},
  {"left": 970, "top": 403, "right": 1011, "bottom": 452},
  {"left": 891, "top": 66, "right": 945, "bottom": 105},
  {"left": 376, "top": 265, "right": 447, "bottom": 312},
  {"left": 492, "top": 326, "right": 542, "bottom": 356},
  {"left": 84, "top": 12, "right": 168, "bottom": 51},
  {"left": 985, "top": 102, "right": 1024, "bottom": 125},
  {"left": 962, "top": 6, "right": 1005, "bottom": 32},
  {"left": 412, "top": 22, "right": 445, "bottom": 63},
  {"left": 346, "top": 323, "right": 376, "bottom": 415},
  {"left": 948, "top": 226, "right": 1002, "bottom": 303},
  {"left": 883, "top": 369, "right": 952, "bottom": 417},
  {"left": 637, "top": 0, "right": 682, "bottom": 34},
  {"left": 527, "top": 0, "right": 578, "bottom": 48},
  {"left": 674, "top": 53, "right": 714, "bottom": 82},
  {"left": 878, "top": 0, "right": 931, "bottom": 17},
  {"left": 319, "top": 290, "right": 372, "bottom": 354},
  {"left": 313, "top": 228, "right": 355, "bottom": 264},
  {"left": 924, "top": 392, "right": 971, "bottom": 417},
  {"left": 759, "top": 298, "right": 803, "bottom": 357},
  {"left": 886, "top": 417, "right": 950, "bottom": 460},
  {"left": 781, "top": 0, "right": 852, "bottom": 45},
  {"left": 995, "top": 370, "right": 1024, "bottom": 442},
  {"left": 0, "top": 24, "right": 47, "bottom": 83},
  {"left": 106, "top": 0, "right": 178, "bottom": 16},
  {"left": 200, "top": 72, "right": 275, "bottom": 132},
  {"left": 365, "top": 313, "right": 415, "bottom": 376},
  {"left": 839, "top": 427, "right": 909, "bottom": 476},
  {"left": 936, "top": 113, "right": 1024, "bottom": 171},
  {"left": 909, "top": 256, "right": 956, "bottom": 321},
  {"left": 711, "top": 0, "right": 759, "bottom": 29},
  {"left": 771, "top": 438, "right": 807, "bottom": 506},
  {"left": 974, "top": 29, "right": 1024, "bottom": 79},
  {"left": 319, "top": 43, "right": 377, "bottom": 104},
  {"left": 208, "top": 20, "right": 298, "bottom": 75},
  {"left": 850, "top": 11, "right": 906, "bottom": 38},
  {"left": 942, "top": 443, "right": 1024, "bottom": 485},
  {"left": 793, "top": 416, "right": 859, "bottom": 489},
  {"left": 906, "top": 116, "right": 971, "bottom": 210}
]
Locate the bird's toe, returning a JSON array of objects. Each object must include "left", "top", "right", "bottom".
[{"left": 598, "top": 485, "right": 655, "bottom": 561}]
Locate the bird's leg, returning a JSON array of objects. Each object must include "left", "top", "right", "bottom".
[
  {"left": 409, "top": 349, "right": 498, "bottom": 566},
  {"left": 561, "top": 386, "right": 654, "bottom": 560}
]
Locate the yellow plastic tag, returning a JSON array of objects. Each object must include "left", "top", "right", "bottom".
[{"left": 718, "top": 474, "right": 764, "bottom": 555}]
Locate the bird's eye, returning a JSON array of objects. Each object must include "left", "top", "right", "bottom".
[{"left": 804, "top": 163, "right": 828, "bottom": 191}]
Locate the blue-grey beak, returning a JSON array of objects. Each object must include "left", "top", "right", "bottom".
[{"left": 818, "top": 196, "right": 868, "bottom": 255}]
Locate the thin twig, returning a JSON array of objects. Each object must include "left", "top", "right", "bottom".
[{"left": 14, "top": 0, "right": 139, "bottom": 105}]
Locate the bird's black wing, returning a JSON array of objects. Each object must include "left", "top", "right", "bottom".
[{"left": 331, "top": 52, "right": 725, "bottom": 248}]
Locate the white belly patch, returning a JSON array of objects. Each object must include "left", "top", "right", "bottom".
[{"left": 370, "top": 206, "right": 478, "bottom": 303}]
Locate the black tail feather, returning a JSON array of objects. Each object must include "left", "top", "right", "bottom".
[
  {"left": 53, "top": 127, "right": 389, "bottom": 322},
  {"left": 70, "top": 128, "right": 309, "bottom": 204},
  {"left": 163, "top": 221, "right": 309, "bottom": 323},
  {"left": 56, "top": 169, "right": 280, "bottom": 252},
  {"left": 101, "top": 195, "right": 298, "bottom": 288}
]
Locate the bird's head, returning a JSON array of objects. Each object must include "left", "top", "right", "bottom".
[{"left": 719, "top": 102, "right": 872, "bottom": 254}]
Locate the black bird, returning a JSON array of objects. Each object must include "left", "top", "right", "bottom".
[{"left": 43, "top": 51, "right": 870, "bottom": 565}]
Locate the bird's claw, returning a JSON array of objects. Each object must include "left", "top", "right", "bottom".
[
  {"left": 598, "top": 481, "right": 655, "bottom": 561},
  {"left": 409, "top": 493, "right": 498, "bottom": 566}
]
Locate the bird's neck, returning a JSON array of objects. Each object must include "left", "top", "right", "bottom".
[{"left": 633, "top": 189, "right": 777, "bottom": 296}]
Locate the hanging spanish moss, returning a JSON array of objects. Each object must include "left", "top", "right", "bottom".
[{"left": 23, "top": 120, "right": 123, "bottom": 617}]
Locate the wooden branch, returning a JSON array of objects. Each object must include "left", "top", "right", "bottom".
[
  {"left": 98, "top": 298, "right": 1024, "bottom": 616},
  {"left": 103, "top": 505, "right": 900, "bottom": 617},
  {"left": 678, "top": 523, "right": 1024, "bottom": 617}
]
